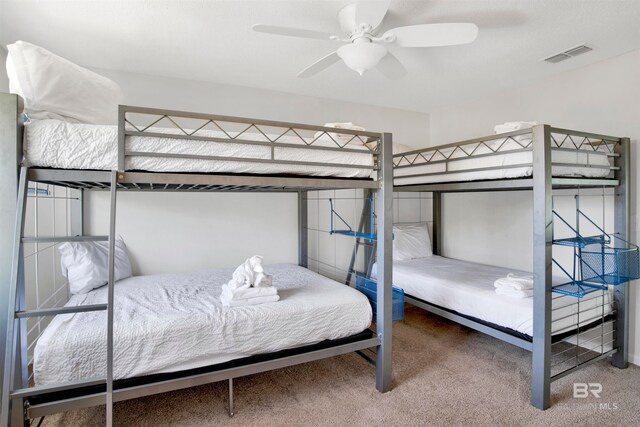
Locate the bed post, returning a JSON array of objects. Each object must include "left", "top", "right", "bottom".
[
  {"left": 611, "top": 137, "right": 630, "bottom": 369},
  {"left": 0, "top": 93, "right": 23, "bottom": 424},
  {"left": 117, "top": 105, "right": 126, "bottom": 172},
  {"left": 531, "top": 124, "right": 552, "bottom": 410},
  {"left": 298, "top": 191, "right": 308, "bottom": 268},
  {"left": 376, "top": 133, "right": 393, "bottom": 392},
  {"left": 362, "top": 189, "right": 374, "bottom": 276},
  {"left": 432, "top": 192, "right": 442, "bottom": 255},
  {"left": 106, "top": 171, "right": 118, "bottom": 427}
]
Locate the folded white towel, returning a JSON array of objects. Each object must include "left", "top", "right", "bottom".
[
  {"left": 494, "top": 121, "right": 538, "bottom": 134},
  {"left": 495, "top": 287, "right": 533, "bottom": 298},
  {"left": 221, "top": 282, "right": 277, "bottom": 301},
  {"left": 494, "top": 273, "right": 534, "bottom": 290},
  {"left": 220, "top": 294, "right": 280, "bottom": 307}
]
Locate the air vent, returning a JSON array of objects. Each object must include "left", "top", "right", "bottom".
[
  {"left": 544, "top": 44, "right": 593, "bottom": 63},
  {"left": 545, "top": 53, "right": 571, "bottom": 63},
  {"left": 564, "top": 45, "right": 592, "bottom": 56}
]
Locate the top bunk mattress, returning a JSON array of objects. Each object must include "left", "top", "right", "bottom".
[
  {"left": 373, "top": 256, "right": 612, "bottom": 338},
  {"left": 394, "top": 134, "right": 612, "bottom": 186},
  {"left": 23, "top": 119, "right": 375, "bottom": 178},
  {"left": 33, "top": 264, "right": 372, "bottom": 386}
]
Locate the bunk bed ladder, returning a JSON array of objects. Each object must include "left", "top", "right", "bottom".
[
  {"left": 345, "top": 189, "right": 376, "bottom": 285},
  {"left": 1, "top": 168, "right": 119, "bottom": 427},
  {"left": 1, "top": 166, "right": 28, "bottom": 427}
]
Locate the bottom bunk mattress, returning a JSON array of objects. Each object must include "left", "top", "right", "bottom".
[
  {"left": 372, "top": 256, "right": 612, "bottom": 338},
  {"left": 34, "top": 264, "right": 372, "bottom": 386}
]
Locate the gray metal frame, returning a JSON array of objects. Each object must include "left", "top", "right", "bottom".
[
  {"left": 394, "top": 124, "right": 630, "bottom": 410},
  {"left": 0, "top": 94, "right": 23, "bottom": 422},
  {"left": 0, "top": 97, "right": 394, "bottom": 426},
  {"left": 612, "top": 137, "right": 631, "bottom": 369},
  {"left": 531, "top": 124, "right": 553, "bottom": 409}
]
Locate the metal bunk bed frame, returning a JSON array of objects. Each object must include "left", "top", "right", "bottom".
[
  {"left": 0, "top": 92, "right": 394, "bottom": 426},
  {"left": 392, "top": 124, "right": 631, "bottom": 410}
]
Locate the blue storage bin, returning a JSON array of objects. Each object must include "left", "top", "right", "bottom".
[
  {"left": 580, "top": 242, "right": 640, "bottom": 285},
  {"left": 355, "top": 275, "right": 404, "bottom": 321}
]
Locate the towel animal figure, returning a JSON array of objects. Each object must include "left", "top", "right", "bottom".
[
  {"left": 230, "top": 255, "right": 265, "bottom": 290},
  {"left": 254, "top": 272, "right": 273, "bottom": 288},
  {"left": 221, "top": 255, "right": 279, "bottom": 307}
]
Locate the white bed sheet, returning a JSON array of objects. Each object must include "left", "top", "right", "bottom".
[
  {"left": 23, "top": 119, "right": 374, "bottom": 178},
  {"left": 34, "top": 264, "right": 372, "bottom": 386},
  {"left": 394, "top": 136, "right": 611, "bottom": 186},
  {"left": 372, "top": 256, "right": 611, "bottom": 337}
]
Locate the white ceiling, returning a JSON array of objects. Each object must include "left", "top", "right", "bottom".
[{"left": 1, "top": 0, "right": 639, "bottom": 113}]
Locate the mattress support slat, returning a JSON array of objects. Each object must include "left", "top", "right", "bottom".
[{"left": 11, "top": 378, "right": 105, "bottom": 399}]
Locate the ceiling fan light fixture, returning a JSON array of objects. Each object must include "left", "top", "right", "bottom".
[{"left": 337, "top": 42, "right": 387, "bottom": 75}]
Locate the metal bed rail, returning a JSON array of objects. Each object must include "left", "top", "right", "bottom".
[
  {"left": 549, "top": 290, "right": 616, "bottom": 378},
  {"left": 118, "top": 104, "right": 381, "bottom": 175},
  {"left": 393, "top": 126, "right": 621, "bottom": 189},
  {"left": 25, "top": 105, "right": 387, "bottom": 193}
]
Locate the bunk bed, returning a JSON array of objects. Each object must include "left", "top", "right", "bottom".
[
  {"left": 391, "top": 124, "right": 632, "bottom": 410},
  {"left": 0, "top": 93, "right": 395, "bottom": 427}
]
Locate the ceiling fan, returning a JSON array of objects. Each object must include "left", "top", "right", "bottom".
[{"left": 253, "top": 0, "right": 478, "bottom": 79}]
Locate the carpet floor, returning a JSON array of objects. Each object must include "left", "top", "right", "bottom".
[{"left": 41, "top": 306, "right": 640, "bottom": 426}]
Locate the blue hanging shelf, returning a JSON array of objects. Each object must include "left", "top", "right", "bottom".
[
  {"left": 552, "top": 209, "right": 611, "bottom": 248},
  {"left": 552, "top": 258, "right": 607, "bottom": 298},
  {"left": 551, "top": 202, "right": 639, "bottom": 298},
  {"left": 329, "top": 196, "right": 377, "bottom": 241}
]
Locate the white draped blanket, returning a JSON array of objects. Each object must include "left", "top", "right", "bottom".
[
  {"left": 34, "top": 264, "right": 372, "bottom": 385},
  {"left": 372, "top": 256, "right": 612, "bottom": 337}
]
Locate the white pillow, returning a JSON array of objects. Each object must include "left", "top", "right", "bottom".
[
  {"left": 493, "top": 121, "right": 538, "bottom": 134},
  {"left": 6, "top": 40, "right": 123, "bottom": 124},
  {"left": 58, "top": 237, "right": 133, "bottom": 294},
  {"left": 393, "top": 223, "right": 432, "bottom": 261},
  {"left": 314, "top": 122, "right": 366, "bottom": 145}
]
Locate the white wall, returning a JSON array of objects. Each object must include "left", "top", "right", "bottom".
[
  {"left": 84, "top": 69, "right": 430, "bottom": 275},
  {"left": 428, "top": 49, "right": 640, "bottom": 364},
  {"left": 86, "top": 191, "right": 298, "bottom": 275},
  {"left": 95, "top": 68, "right": 429, "bottom": 149}
]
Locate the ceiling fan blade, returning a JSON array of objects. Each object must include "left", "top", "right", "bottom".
[
  {"left": 376, "top": 52, "right": 407, "bottom": 79},
  {"left": 297, "top": 51, "right": 341, "bottom": 78},
  {"left": 384, "top": 23, "right": 479, "bottom": 47},
  {"left": 252, "top": 24, "right": 337, "bottom": 41},
  {"left": 355, "top": 0, "right": 391, "bottom": 30}
]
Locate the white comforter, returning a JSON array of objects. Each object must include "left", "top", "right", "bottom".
[
  {"left": 34, "top": 264, "right": 372, "bottom": 385},
  {"left": 24, "top": 119, "right": 374, "bottom": 178},
  {"left": 373, "top": 256, "right": 611, "bottom": 337}
]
